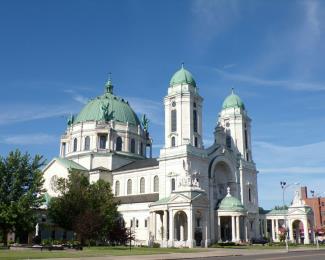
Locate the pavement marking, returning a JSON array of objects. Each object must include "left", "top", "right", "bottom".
[{"left": 256, "top": 252, "right": 325, "bottom": 260}]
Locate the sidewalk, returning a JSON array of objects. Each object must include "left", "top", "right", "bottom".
[{"left": 40, "top": 247, "right": 325, "bottom": 260}]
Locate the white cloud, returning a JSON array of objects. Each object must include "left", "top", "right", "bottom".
[
  {"left": 126, "top": 97, "right": 163, "bottom": 126},
  {"left": 214, "top": 68, "right": 325, "bottom": 91},
  {"left": 0, "top": 103, "right": 80, "bottom": 125},
  {"left": 190, "top": 0, "right": 241, "bottom": 43},
  {"left": 0, "top": 133, "right": 57, "bottom": 145},
  {"left": 254, "top": 140, "right": 325, "bottom": 171}
]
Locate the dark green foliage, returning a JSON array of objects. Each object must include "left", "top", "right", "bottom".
[
  {"left": 0, "top": 150, "right": 45, "bottom": 245},
  {"left": 48, "top": 170, "right": 121, "bottom": 245}
]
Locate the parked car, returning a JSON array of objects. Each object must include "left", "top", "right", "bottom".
[{"left": 250, "top": 238, "right": 268, "bottom": 245}]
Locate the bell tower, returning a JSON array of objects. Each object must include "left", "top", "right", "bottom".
[
  {"left": 217, "top": 89, "right": 252, "bottom": 161},
  {"left": 164, "top": 64, "right": 203, "bottom": 149}
]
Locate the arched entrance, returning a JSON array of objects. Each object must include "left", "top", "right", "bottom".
[
  {"left": 174, "top": 211, "right": 188, "bottom": 241},
  {"left": 292, "top": 220, "right": 304, "bottom": 244}
]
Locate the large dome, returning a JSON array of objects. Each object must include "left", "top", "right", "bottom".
[
  {"left": 74, "top": 81, "right": 140, "bottom": 126},
  {"left": 222, "top": 89, "right": 245, "bottom": 110},
  {"left": 170, "top": 65, "right": 196, "bottom": 87}
]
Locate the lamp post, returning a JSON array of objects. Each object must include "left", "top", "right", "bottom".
[{"left": 280, "top": 181, "right": 300, "bottom": 253}]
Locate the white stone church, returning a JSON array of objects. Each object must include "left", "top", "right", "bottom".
[{"left": 42, "top": 65, "right": 263, "bottom": 247}]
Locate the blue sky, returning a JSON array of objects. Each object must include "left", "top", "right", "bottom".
[{"left": 1, "top": 0, "right": 325, "bottom": 208}]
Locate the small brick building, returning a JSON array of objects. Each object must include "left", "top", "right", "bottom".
[{"left": 300, "top": 186, "right": 325, "bottom": 230}]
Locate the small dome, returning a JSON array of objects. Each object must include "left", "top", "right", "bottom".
[
  {"left": 218, "top": 188, "right": 246, "bottom": 212},
  {"left": 74, "top": 81, "right": 140, "bottom": 126},
  {"left": 170, "top": 64, "right": 196, "bottom": 87},
  {"left": 222, "top": 89, "right": 245, "bottom": 110}
]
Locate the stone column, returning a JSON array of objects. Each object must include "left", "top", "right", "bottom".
[
  {"left": 236, "top": 216, "right": 240, "bottom": 241},
  {"left": 244, "top": 217, "right": 248, "bottom": 242},
  {"left": 163, "top": 210, "right": 168, "bottom": 242},
  {"left": 231, "top": 216, "right": 236, "bottom": 242},
  {"left": 188, "top": 209, "right": 194, "bottom": 247},
  {"left": 303, "top": 219, "right": 310, "bottom": 244},
  {"left": 218, "top": 216, "right": 221, "bottom": 242},
  {"left": 169, "top": 210, "right": 174, "bottom": 246},
  {"left": 289, "top": 220, "right": 294, "bottom": 243},
  {"left": 271, "top": 218, "right": 275, "bottom": 241},
  {"left": 275, "top": 219, "right": 278, "bottom": 241},
  {"left": 153, "top": 212, "right": 156, "bottom": 240}
]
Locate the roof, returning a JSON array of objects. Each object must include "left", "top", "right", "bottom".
[
  {"left": 73, "top": 81, "right": 141, "bottom": 126},
  {"left": 114, "top": 158, "right": 158, "bottom": 172},
  {"left": 222, "top": 89, "right": 245, "bottom": 110},
  {"left": 170, "top": 65, "right": 196, "bottom": 87},
  {"left": 218, "top": 190, "right": 246, "bottom": 212},
  {"left": 116, "top": 193, "right": 159, "bottom": 204},
  {"left": 55, "top": 157, "right": 87, "bottom": 171}
]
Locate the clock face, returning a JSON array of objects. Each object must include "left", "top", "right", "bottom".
[{"left": 50, "top": 175, "right": 59, "bottom": 192}]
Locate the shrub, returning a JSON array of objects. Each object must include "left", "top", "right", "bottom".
[{"left": 152, "top": 242, "right": 160, "bottom": 248}]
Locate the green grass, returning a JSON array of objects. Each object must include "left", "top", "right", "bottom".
[
  {"left": 0, "top": 246, "right": 206, "bottom": 259},
  {"left": 209, "top": 243, "right": 325, "bottom": 250}
]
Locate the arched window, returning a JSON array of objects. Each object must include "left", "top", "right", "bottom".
[
  {"left": 99, "top": 135, "right": 107, "bottom": 149},
  {"left": 194, "top": 137, "right": 198, "bottom": 147},
  {"left": 73, "top": 138, "right": 78, "bottom": 152},
  {"left": 171, "top": 178, "right": 176, "bottom": 191},
  {"left": 171, "top": 137, "right": 176, "bottom": 147},
  {"left": 84, "top": 136, "right": 90, "bottom": 151},
  {"left": 193, "top": 109, "right": 198, "bottom": 133},
  {"left": 127, "top": 179, "right": 132, "bottom": 195},
  {"left": 116, "top": 136, "right": 122, "bottom": 151},
  {"left": 153, "top": 176, "right": 159, "bottom": 192},
  {"left": 248, "top": 187, "right": 252, "bottom": 202},
  {"left": 171, "top": 110, "right": 177, "bottom": 132},
  {"left": 130, "top": 139, "right": 136, "bottom": 153},
  {"left": 140, "top": 177, "right": 145, "bottom": 193},
  {"left": 115, "top": 181, "right": 120, "bottom": 196}
]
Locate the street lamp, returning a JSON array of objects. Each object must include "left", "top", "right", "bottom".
[{"left": 280, "top": 181, "right": 300, "bottom": 253}]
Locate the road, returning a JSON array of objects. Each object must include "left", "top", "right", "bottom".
[{"left": 189, "top": 249, "right": 325, "bottom": 260}]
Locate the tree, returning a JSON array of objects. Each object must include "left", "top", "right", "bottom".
[
  {"left": 0, "top": 150, "right": 45, "bottom": 246},
  {"left": 48, "top": 170, "right": 120, "bottom": 245}
]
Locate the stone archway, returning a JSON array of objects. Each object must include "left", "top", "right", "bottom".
[
  {"left": 212, "top": 161, "right": 237, "bottom": 201},
  {"left": 174, "top": 211, "right": 188, "bottom": 241},
  {"left": 292, "top": 220, "right": 304, "bottom": 244}
]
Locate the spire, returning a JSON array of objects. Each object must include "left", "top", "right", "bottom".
[
  {"left": 105, "top": 72, "right": 114, "bottom": 94},
  {"left": 181, "top": 62, "right": 184, "bottom": 69},
  {"left": 231, "top": 87, "right": 234, "bottom": 94}
]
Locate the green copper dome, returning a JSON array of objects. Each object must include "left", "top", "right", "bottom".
[
  {"left": 222, "top": 89, "right": 245, "bottom": 110},
  {"left": 218, "top": 191, "right": 246, "bottom": 212},
  {"left": 170, "top": 65, "right": 196, "bottom": 87},
  {"left": 74, "top": 81, "right": 140, "bottom": 126}
]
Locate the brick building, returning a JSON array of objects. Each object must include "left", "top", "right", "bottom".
[{"left": 300, "top": 186, "right": 325, "bottom": 230}]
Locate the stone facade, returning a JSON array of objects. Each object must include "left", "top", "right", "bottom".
[{"left": 42, "top": 66, "right": 262, "bottom": 247}]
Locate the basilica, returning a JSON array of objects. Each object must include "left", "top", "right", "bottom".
[{"left": 42, "top": 65, "right": 261, "bottom": 247}]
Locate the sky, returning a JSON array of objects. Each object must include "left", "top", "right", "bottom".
[{"left": 1, "top": 0, "right": 325, "bottom": 209}]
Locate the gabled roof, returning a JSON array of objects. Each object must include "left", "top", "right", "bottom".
[
  {"left": 43, "top": 157, "right": 87, "bottom": 172},
  {"left": 113, "top": 158, "right": 158, "bottom": 172}
]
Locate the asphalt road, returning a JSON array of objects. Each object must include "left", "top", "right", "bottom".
[{"left": 188, "top": 250, "right": 325, "bottom": 260}]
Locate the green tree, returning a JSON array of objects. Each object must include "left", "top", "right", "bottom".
[
  {"left": 0, "top": 150, "right": 45, "bottom": 246},
  {"left": 48, "top": 170, "right": 120, "bottom": 245}
]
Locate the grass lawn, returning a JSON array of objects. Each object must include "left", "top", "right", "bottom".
[
  {"left": 0, "top": 246, "right": 207, "bottom": 259},
  {"left": 210, "top": 243, "right": 325, "bottom": 250}
]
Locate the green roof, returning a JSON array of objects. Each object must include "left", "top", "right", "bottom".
[
  {"left": 222, "top": 89, "right": 245, "bottom": 110},
  {"left": 218, "top": 194, "right": 246, "bottom": 212},
  {"left": 170, "top": 65, "right": 196, "bottom": 87},
  {"left": 55, "top": 157, "right": 87, "bottom": 171},
  {"left": 73, "top": 81, "right": 141, "bottom": 126}
]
